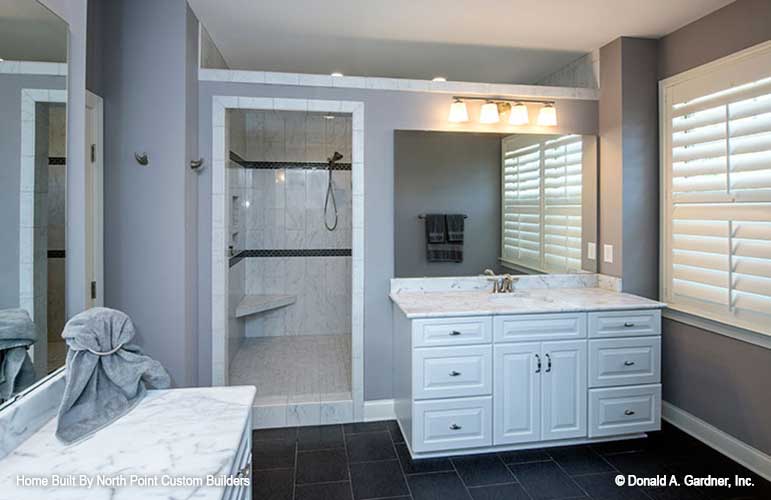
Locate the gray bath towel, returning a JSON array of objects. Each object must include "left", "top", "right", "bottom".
[
  {"left": 0, "top": 309, "right": 37, "bottom": 401},
  {"left": 56, "top": 307, "right": 171, "bottom": 444}
]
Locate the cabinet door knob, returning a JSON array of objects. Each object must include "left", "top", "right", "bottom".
[
  {"left": 449, "top": 424, "right": 462, "bottom": 430},
  {"left": 624, "top": 409, "right": 635, "bottom": 416},
  {"left": 449, "top": 330, "right": 462, "bottom": 336},
  {"left": 624, "top": 322, "right": 635, "bottom": 327},
  {"left": 624, "top": 360, "right": 635, "bottom": 366},
  {"left": 449, "top": 370, "right": 461, "bottom": 377}
]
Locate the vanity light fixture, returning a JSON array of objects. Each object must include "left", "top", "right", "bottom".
[
  {"left": 447, "top": 96, "right": 557, "bottom": 126},
  {"left": 479, "top": 101, "right": 500, "bottom": 124},
  {"left": 448, "top": 98, "right": 469, "bottom": 123},
  {"left": 331, "top": 72, "right": 344, "bottom": 77},
  {"left": 509, "top": 102, "right": 529, "bottom": 125},
  {"left": 537, "top": 103, "right": 558, "bottom": 126}
]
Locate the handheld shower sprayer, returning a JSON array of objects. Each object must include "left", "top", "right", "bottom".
[{"left": 324, "top": 152, "right": 343, "bottom": 231}]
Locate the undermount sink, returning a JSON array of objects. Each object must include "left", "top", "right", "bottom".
[{"left": 487, "top": 291, "right": 531, "bottom": 300}]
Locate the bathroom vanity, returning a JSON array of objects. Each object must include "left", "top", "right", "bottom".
[
  {"left": 390, "top": 275, "right": 665, "bottom": 458},
  {"left": 0, "top": 382, "right": 255, "bottom": 500}
]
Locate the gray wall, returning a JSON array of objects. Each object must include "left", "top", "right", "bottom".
[
  {"left": 197, "top": 83, "right": 598, "bottom": 398},
  {"left": 598, "top": 37, "right": 659, "bottom": 299},
  {"left": 394, "top": 131, "right": 503, "bottom": 278},
  {"left": 0, "top": 74, "right": 66, "bottom": 310},
  {"left": 658, "top": 0, "right": 771, "bottom": 80},
  {"left": 93, "top": 0, "right": 199, "bottom": 386},
  {"left": 656, "top": 1, "right": 771, "bottom": 455}
]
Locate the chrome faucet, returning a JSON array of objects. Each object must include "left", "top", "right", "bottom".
[{"left": 483, "top": 269, "right": 517, "bottom": 294}]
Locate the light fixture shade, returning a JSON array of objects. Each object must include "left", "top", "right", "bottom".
[
  {"left": 509, "top": 103, "right": 529, "bottom": 125},
  {"left": 537, "top": 103, "right": 558, "bottom": 126},
  {"left": 448, "top": 99, "right": 469, "bottom": 122},
  {"left": 479, "top": 102, "right": 500, "bottom": 124}
]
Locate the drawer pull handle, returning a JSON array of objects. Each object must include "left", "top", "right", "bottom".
[
  {"left": 624, "top": 409, "right": 635, "bottom": 416},
  {"left": 545, "top": 353, "right": 552, "bottom": 373},
  {"left": 449, "top": 370, "right": 461, "bottom": 377},
  {"left": 535, "top": 354, "right": 542, "bottom": 373},
  {"left": 449, "top": 330, "right": 462, "bottom": 336},
  {"left": 624, "top": 322, "right": 635, "bottom": 327},
  {"left": 624, "top": 360, "right": 635, "bottom": 366},
  {"left": 449, "top": 424, "right": 462, "bottom": 430}
]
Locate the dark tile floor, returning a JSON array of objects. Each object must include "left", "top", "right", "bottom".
[{"left": 252, "top": 420, "right": 771, "bottom": 500}]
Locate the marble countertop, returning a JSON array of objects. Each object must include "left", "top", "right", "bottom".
[
  {"left": 0, "top": 386, "right": 255, "bottom": 500},
  {"left": 390, "top": 287, "right": 665, "bottom": 318}
]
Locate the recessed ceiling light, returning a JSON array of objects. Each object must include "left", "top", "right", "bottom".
[
  {"left": 331, "top": 72, "right": 344, "bottom": 77},
  {"left": 323, "top": 114, "right": 335, "bottom": 120},
  {"left": 432, "top": 77, "right": 447, "bottom": 82},
  {"left": 0, "top": 58, "right": 4, "bottom": 62}
]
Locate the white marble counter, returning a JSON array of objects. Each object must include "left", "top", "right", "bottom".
[
  {"left": 0, "top": 386, "right": 255, "bottom": 500},
  {"left": 390, "top": 287, "right": 664, "bottom": 319}
]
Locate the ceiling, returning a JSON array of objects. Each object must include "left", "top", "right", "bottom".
[
  {"left": 0, "top": 0, "right": 67, "bottom": 63},
  {"left": 189, "top": 0, "right": 734, "bottom": 84}
]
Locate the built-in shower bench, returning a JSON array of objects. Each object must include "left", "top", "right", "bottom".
[{"left": 235, "top": 294, "right": 296, "bottom": 318}]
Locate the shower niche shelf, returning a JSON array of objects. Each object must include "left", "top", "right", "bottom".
[{"left": 236, "top": 294, "right": 297, "bottom": 319}]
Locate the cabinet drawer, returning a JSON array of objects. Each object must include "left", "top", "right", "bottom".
[
  {"left": 588, "top": 310, "right": 661, "bottom": 338},
  {"left": 494, "top": 313, "right": 587, "bottom": 343},
  {"left": 589, "top": 337, "right": 661, "bottom": 388},
  {"left": 413, "top": 316, "right": 492, "bottom": 347},
  {"left": 589, "top": 385, "right": 661, "bottom": 437},
  {"left": 413, "top": 397, "right": 492, "bottom": 453},
  {"left": 413, "top": 346, "right": 492, "bottom": 400}
]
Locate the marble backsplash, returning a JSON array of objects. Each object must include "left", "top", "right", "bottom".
[{"left": 390, "top": 273, "right": 622, "bottom": 294}]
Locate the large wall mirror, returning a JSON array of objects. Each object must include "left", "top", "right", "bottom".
[
  {"left": 395, "top": 130, "right": 598, "bottom": 278},
  {"left": 0, "top": 0, "right": 68, "bottom": 405}
]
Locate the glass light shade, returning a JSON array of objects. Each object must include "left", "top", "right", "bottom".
[
  {"left": 479, "top": 102, "right": 500, "bottom": 124},
  {"left": 509, "top": 103, "right": 529, "bottom": 125},
  {"left": 448, "top": 100, "right": 469, "bottom": 122},
  {"left": 537, "top": 103, "right": 558, "bottom": 126}
]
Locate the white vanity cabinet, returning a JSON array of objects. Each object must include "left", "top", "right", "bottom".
[{"left": 393, "top": 307, "right": 662, "bottom": 458}]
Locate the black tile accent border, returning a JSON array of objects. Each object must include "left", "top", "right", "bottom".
[
  {"left": 229, "top": 248, "right": 351, "bottom": 267},
  {"left": 48, "top": 156, "right": 66, "bottom": 165},
  {"left": 47, "top": 249, "right": 65, "bottom": 259},
  {"left": 230, "top": 151, "right": 351, "bottom": 170}
]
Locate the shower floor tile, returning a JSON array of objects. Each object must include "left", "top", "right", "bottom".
[{"left": 229, "top": 334, "right": 351, "bottom": 402}]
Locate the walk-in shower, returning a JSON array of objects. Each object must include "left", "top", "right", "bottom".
[{"left": 224, "top": 108, "right": 353, "bottom": 419}]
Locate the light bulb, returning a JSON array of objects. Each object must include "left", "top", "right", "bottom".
[
  {"left": 479, "top": 101, "right": 500, "bottom": 124},
  {"left": 509, "top": 102, "right": 529, "bottom": 125},
  {"left": 448, "top": 99, "right": 469, "bottom": 123},
  {"left": 537, "top": 103, "right": 557, "bottom": 126},
  {"left": 331, "top": 72, "right": 344, "bottom": 77}
]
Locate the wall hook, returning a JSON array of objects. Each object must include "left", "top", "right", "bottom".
[
  {"left": 190, "top": 158, "right": 205, "bottom": 172},
  {"left": 135, "top": 152, "right": 149, "bottom": 165}
]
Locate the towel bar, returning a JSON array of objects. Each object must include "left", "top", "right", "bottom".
[{"left": 417, "top": 214, "right": 467, "bottom": 219}]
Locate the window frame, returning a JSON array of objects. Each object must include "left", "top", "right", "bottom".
[{"left": 659, "top": 40, "right": 771, "bottom": 341}]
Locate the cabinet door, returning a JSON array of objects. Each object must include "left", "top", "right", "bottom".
[
  {"left": 541, "top": 340, "right": 587, "bottom": 441},
  {"left": 494, "top": 343, "right": 541, "bottom": 445}
]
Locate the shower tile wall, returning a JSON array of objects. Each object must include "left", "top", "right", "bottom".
[
  {"left": 46, "top": 105, "right": 66, "bottom": 346},
  {"left": 227, "top": 110, "right": 352, "bottom": 340}
]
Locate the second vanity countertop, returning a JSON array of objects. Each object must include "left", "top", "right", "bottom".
[
  {"left": 390, "top": 286, "right": 665, "bottom": 319},
  {"left": 0, "top": 386, "right": 255, "bottom": 500}
]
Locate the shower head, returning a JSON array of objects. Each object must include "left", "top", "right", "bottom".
[{"left": 328, "top": 151, "right": 344, "bottom": 164}]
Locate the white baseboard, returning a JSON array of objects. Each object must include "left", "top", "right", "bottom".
[
  {"left": 363, "top": 399, "right": 395, "bottom": 421},
  {"left": 662, "top": 401, "right": 771, "bottom": 481}
]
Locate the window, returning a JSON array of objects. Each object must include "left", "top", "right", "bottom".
[
  {"left": 502, "top": 135, "right": 582, "bottom": 273},
  {"left": 660, "top": 42, "right": 771, "bottom": 336}
]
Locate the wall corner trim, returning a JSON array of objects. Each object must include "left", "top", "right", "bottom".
[
  {"left": 662, "top": 401, "right": 771, "bottom": 481},
  {"left": 363, "top": 399, "right": 396, "bottom": 422}
]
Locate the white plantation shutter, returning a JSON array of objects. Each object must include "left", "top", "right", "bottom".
[
  {"left": 502, "top": 143, "right": 542, "bottom": 270},
  {"left": 662, "top": 43, "right": 771, "bottom": 336},
  {"left": 501, "top": 135, "right": 583, "bottom": 273},
  {"left": 543, "top": 135, "right": 583, "bottom": 273}
]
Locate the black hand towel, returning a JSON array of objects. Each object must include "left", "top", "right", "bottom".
[
  {"left": 446, "top": 214, "right": 465, "bottom": 243},
  {"left": 424, "top": 214, "right": 446, "bottom": 243}
]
